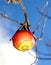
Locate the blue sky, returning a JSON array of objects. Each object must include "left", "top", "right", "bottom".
[{"left": 0, "top": 0, "right": 51, "bottom": 65}]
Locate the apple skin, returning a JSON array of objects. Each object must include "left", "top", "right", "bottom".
[{"left": 12, "top": 30, "right": 36, "bottom": 52}]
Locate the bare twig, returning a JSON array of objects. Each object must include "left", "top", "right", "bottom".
[
  {"left": 20, "top": 1, "right": 30, "bottom": 30},
  {"left": 6, "top": 0, "right": 22, "bottom": 4},
  {"left": 38, "top": 18, "right": 47, "bottom": 40},
  {"left": 28, "top": 51, "right": 51, "bottom": 61},
  {"left": 32, "top": 1, "right": 48, "bottom": 34},
  {"left": 1, "top": 0, "right": 30, "bottom": 30},
  {"left": 0, "top": 12, "right": 22, "bottom": 25},
  {"left": 37, "top": 8, "right": 51, "bottom": 19}
]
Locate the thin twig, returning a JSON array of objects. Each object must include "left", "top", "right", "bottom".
[
  {"left": 28, "top": 51, "right": 51, "bottom": 60},
  {"left": 0, "top": 12, "right": 22, "bottom": 25},
  {"left": 38, "top": 18, "right": 47, "bottom": 39},
  {"left": 37, "top": 8, "right": 51, "bottom": 19},
  {"left": 20, "top": 1, "right": 30, "bottom": 30},
  {"left": 32, "top": 1, "right": 48, "bottom": 34},
  {"left": 0, "top": 1, "right": 24, "bottom": 27}
]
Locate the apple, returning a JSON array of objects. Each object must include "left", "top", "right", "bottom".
[{"left": 12, "top": 30, "right": 36, "bottom": 52}]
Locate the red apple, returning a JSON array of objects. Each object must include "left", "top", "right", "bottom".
[{"left": 12, "top": 30, "right": 36, "bottom": 52}]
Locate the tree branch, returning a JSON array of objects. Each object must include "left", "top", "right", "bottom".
[
  {"left": 0, "top": 12, "right": 22, "bottom": 25},
  {"left": 36, "top": 8, "right": 51, "bottom": 19},
  {"left": 32, "top": 1, "right": 48, "bottom": 34}
]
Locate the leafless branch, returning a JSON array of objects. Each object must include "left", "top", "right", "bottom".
[
  {"left": 28, "top": 51, "right": 51, "bottom": 60},
  {"left": 0, "top": 12, "right": 22, "bottom": 25},
  {"left": 36, "top": 8, "right": 51, "bottom": 19},
  {"left": 6, "top": 0, "right": 30, "bottom": 30},
  {"left": 32, "top": 1, "right": 48, "bottom": 34}
]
